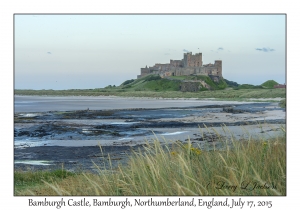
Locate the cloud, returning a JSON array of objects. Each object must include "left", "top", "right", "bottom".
[
  {"left": 218, "top": 47, "right": 224, "bottom": 51},
  {"left": 183, "top": 49, "right": 190, "bottom": 53},
  {"left": 47, "top": 52, "right": 52, "bottom": 54},
  {"left": 164, "top": 53, "right": 170, "bottom": 55},
  {"left": 255, "top": 47, "right": 275, "bottom": 52}
]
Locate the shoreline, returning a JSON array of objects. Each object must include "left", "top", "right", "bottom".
[
  {"left": 14, "top": 96, "right": 286, "bottom": 173},
  {"left": 14, "top": 122, "right": 286, "bottom": 173},
  {"left": 14, "top": 94, "right": 284, "bottom": 102}
]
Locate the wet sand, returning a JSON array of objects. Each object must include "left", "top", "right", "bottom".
[
  {"left": 15, "top": 95, "right": 257, "bottom": 113},
  {"left": 14, "top": 123, "right": 285, "bottom": 173},
  {"left": 14, "top": 96, "right": 286, "bottom": 172},
  {"left": 14, "top": 145, "right": 142, "bottom": 172}
]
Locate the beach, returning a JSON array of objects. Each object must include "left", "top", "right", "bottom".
[{"left": 14, "top": 96, "right": 286, "bottom": 172}]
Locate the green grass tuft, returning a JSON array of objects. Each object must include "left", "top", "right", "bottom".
[
  {"left": 14, "top": 168, "right": 76, "bottom": 193},
  {"left": 279, "top": 99, "right": 286, "bottom": 108}
]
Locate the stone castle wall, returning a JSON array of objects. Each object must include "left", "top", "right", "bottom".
[
  {"left": 137, "top": 52, "right": 222, "bottom": 79},
  {"left": 170, "top": 59, "right": 183, "bottom": 67},
  {"left": 183, "top": 52, "right": 202, "bottom": 67},
  {"left": 180, "top": 82, "right": 200, "bottom": 92}
]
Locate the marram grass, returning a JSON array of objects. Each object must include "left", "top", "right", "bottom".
[
  {"left": 15, "top": 126, "right": 286, "bottom": 196},
  {"left": 15, "top": 88, "right": 286, "bottom": 100}
]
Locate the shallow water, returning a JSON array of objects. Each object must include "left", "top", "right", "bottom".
[
  {"left": 15, "top": 95, "right": 258, "bottom": 113},
  {"left": 14, "top": 96, "right": 286, "bottom": 171},
  {"left": 14, "top": 160, "right": 53, "bottom": 166},
  {"left": 14, "top": 97, "right": 285, "bottom": 147}
]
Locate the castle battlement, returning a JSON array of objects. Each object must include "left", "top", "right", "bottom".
[{"left": 137, "top": 52, "right": 222, "bottom": 79}]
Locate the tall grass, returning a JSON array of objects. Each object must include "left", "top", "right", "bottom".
[
  {"left": 15, "top": 88, "right": 286, "bottom": 100},
  {"left": 14, "top": 167, "right": 75, "bottom": 193},
  {"left": 15, "top": 126, "right": 286, "bottom": 196}
]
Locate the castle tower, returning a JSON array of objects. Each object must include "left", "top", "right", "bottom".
[
  {"left": 183, "top": 52, "right": 202, "bottom": 67},
  {"left": 194, "top": 53, "right": 202, "bottom": 67},
  {"left": 214, "top": 60, "right": 222, "bottom": 77},
  {"left": 183, "top": 52, "right": 190, "bottom": 67}
]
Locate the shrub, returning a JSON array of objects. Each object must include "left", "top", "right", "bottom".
[
  {"left": 237, "top": 84, "right": 263, "bottom": 89},
  {"left": 121, "top": 79, "right": 135, "bottom": 86},
  {"left": 224, "top": 79, "right": 239, "bottom": 87},
  {"left": 143, "top": 75, "right": 162, "bottom": 82}
]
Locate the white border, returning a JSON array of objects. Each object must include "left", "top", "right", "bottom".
[{"left": 2, "top": 0, "right": 296, "bottom": 209}]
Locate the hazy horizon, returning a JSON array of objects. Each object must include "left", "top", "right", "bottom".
[{"left": 15, "top": 14, "right": 286, "bottom": 90}]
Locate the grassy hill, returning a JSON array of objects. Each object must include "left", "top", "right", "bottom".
[
  {"left": 14, "top": 75, "right": 286, "bottom": 100},
  {"left": 233, "top": 80, "right": 280, "bottom": 90},
  {"left": 169, "top": 75, "right": 227, "bottom": 90},
  {"left": 261, "top": 80, "right": 279, "bottom": 88},
  {"left": 119, "top": 74, "right": 227, "bottom": 92},
  {"left": 120, "top": 75, "right": 181, "bottom": 91}
]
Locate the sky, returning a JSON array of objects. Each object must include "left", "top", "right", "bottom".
[{"left": 14, "top": 14, "right": 286, "bottom": 90}]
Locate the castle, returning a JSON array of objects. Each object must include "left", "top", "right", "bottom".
[{"left": 137, "top": 52, "right": 222, "bottom": 82}]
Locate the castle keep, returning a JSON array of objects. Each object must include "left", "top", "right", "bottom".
[{"left": 137, "top": 52, "right": 222, "bottom": 81}]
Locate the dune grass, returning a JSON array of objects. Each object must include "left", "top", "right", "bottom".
[
  {"left": 15, "top": 125, "right": 286, "bottom": 196},
  {"left": 14, "top": 167, "right": 76, "bottom": 192},
  {"left": 279, "top": 99, "right": 286, "bottom": 108},
  {"left": 15, "top": 88, "right": 286, "bottom": 100}
]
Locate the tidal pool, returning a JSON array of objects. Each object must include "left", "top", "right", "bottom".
[{"left": 14, "top": 96, "right": 286, "bottom": 171}]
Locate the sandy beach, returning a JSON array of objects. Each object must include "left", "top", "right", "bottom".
[{"left": 14, "top": 96, "right": 286, "bottom": 172}]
